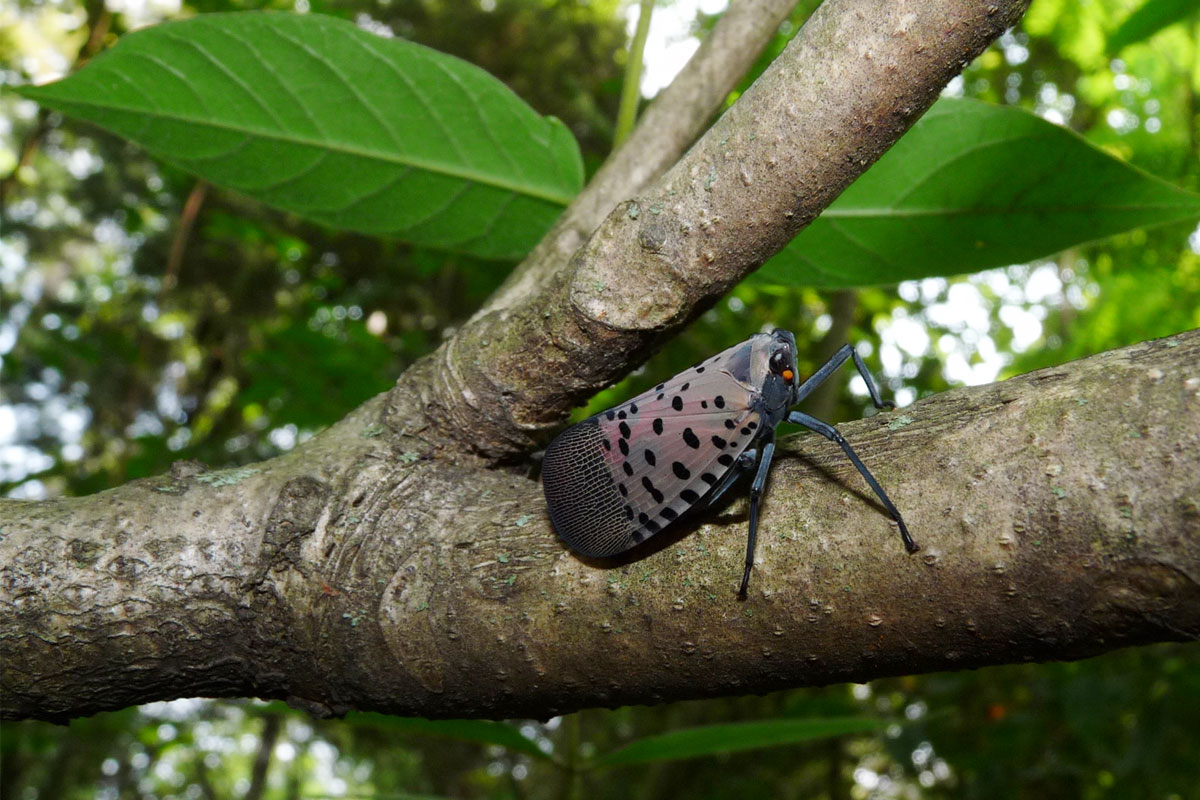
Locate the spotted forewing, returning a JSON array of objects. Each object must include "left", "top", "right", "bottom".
[{"left": 542, "top": 338, "right": 766, "bottom": 557}]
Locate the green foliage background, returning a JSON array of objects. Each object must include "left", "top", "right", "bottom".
[{"left": 2, "top": 0, "right": 1199, "bottom": 798}]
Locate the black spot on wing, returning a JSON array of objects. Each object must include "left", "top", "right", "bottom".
[
  {"left": 672, "top": 396, "right": 684, "bottom": 411},
  {"left": 672, "top": 461, "right": 691, "bottom": 480},
  {"left": 682, "top": 428, "right": 700, "bottom": 449},
  {"left": 641, "top": 476, "right": 664, "bottom": 504},
  {"left": 653, "top": 418, "right": 664, "bottom": 435}
]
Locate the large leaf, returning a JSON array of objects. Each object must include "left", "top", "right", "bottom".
[
  {"left": 347, "top": 713, "right": 553, "bottom": 762},
  {"left": 592, "top": 716, "right": 888, "bottom": 768},
  {"left": 20, "top": 12, "right": 583, "bottom": 261},
  {"left": 756, "top": 98, "right": 1200, "bottom": 289},
  {"left": 1108, "top": 0, "right": 1199, "bottom": 53}
]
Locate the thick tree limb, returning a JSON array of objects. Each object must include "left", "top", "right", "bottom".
[
  {"left": 392, "top": 0, "right": 1031, "bottom": 458},
  {"left": 4, "top": 331, "right": 1199, "bottom": 722}
]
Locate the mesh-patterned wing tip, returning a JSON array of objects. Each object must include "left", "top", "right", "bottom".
[{"left": 542, "top": 418, "right": 638, "bottom": 558}]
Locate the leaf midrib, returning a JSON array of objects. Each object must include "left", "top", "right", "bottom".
[
  {"left": 823, "top": 200, "right": 1200, "bottom": 218},
  {"left": 29, "top": 90, "right": 578, "bottom": 207}
]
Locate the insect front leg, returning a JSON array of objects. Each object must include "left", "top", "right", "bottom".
[
  {"left": 739, "top": 436, "right": 776, "bottom": 598},
  {"left": 704, "top": 448, "right": 758, "bottom": 508},
  {"left": 794, "top": 344, "right": 893, "bottom": 410},
  {"left": 786, "top": 411, "right": 918, "bottom": 553}
]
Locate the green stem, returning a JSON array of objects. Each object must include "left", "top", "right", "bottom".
[
  {"left": 615, "top": 0, "right": 656, "bottom": 148},
  {"left": 561, "top": 712, "right": 584, "bottom": 800}
]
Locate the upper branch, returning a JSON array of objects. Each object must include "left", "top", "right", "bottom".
[
  {"left": 483, "top": 0, "right": 802, "bottom": 315},
  {"left": 389, "top": 0, "right": 1031, "bottom": 458}
]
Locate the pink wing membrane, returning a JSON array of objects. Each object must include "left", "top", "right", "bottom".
[{"left": 592, "top": 353, "right": 763, "bottom": 547}]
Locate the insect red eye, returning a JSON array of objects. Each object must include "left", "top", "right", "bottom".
[{"left": 782, "top": 369, "right": 794, "bottom": 381}]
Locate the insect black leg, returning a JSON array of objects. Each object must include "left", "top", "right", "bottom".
[
  {"left": 705, "top": 448, "right": 757, "bottom": 508},
  {"left": 740, "top": 437, "right": 776, "bottom": 598},
  {"left": 786, "top": 410, "right": 918, "bottom": 554},
  {"left": 794, "top": 344, "right": 893, "bottom": 410}
]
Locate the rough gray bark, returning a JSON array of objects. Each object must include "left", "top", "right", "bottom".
[
  {"left": 3, "top": 331, "right": 1199, "bottom": 723},
  {"left": 14, "top": 0, "right": 1196, "bottom": 726}
]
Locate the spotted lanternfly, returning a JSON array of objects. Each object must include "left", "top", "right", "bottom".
[{"left": 541, "top": 330, "right": 918, "bottom": 597}]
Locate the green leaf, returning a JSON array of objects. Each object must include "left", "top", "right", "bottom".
[
  {"left": 347, "top": 713, "right": 552, "bottom": 761},
  {"left": 20, "top": 12, "right": 583, "bottom": 261},
  {"left": 1108, "top": 0, "right": 1199, "bottom": 53},
  {"left": 756, "top": 98, "right": 1200, "bottom": 289},
  {"left": 592, "top": 716, "right": 888, "bottom": 768}
]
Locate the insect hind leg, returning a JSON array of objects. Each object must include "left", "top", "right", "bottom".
[{"left": 786, "top": 411, "right": 918, "bottom": 554}]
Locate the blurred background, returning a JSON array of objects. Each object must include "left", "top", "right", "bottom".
[{"left": 2, "top": 0, "right": 1199, "bottom": 797}]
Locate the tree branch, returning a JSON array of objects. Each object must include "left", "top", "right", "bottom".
[
  {"left": 4, "top": 331, "right": 1198, "bottom": 722},
  {"left": 393, "top": 0, "right": 1031, "bottom": 458}
]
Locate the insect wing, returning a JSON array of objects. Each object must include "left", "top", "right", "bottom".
[{"left": 543, "top": 341, "right": 764, "bottom": 557}]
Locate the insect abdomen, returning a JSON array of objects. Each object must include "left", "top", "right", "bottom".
[{"left": 542, "top": 417, "right": 638, "bottom": 557}]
